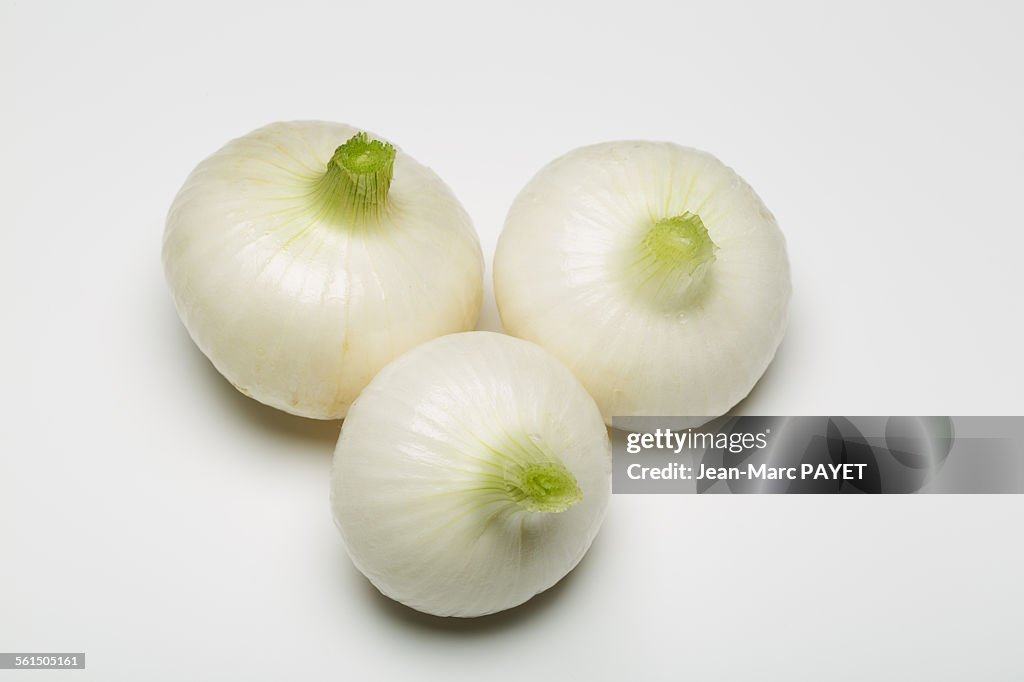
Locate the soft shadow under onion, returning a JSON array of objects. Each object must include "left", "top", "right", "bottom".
[
  {"left": 166, "top": 302, "right": 340, "bottom": 449},
  {"left": 342, "top": 528, "right": 610, "bottom": 636}
]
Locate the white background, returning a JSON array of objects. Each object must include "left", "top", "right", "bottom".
[{"left": 3, "top": 1, "right": 1023, "bottom": 680}]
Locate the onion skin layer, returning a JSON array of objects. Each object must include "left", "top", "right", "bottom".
[
  {"left": 332, "top": 332, "right": 611, "bottom": 618},
  {"left": 494, "top": 141, "right": 791, "bottom": 425},
  {"left": 163, "top": 121, "right": 483, "bottom": 419}
]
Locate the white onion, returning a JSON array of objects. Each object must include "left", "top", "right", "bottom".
[
  {"left": 494, "top": 141, "right": 791, "bottom": 425},
  {"left": 332, "top": 332, "right": 610, "bottom": 617},
  {"left": 163, "top": 121, "right": 483, "bottom": 419}
]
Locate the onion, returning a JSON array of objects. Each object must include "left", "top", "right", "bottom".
[
  {"left": 332, "top": 332, "right": 610, "bottom": 617},
  {"left": 163, "top": 121, "right": 483, "bottom": 419},
  {"left": 494, "top": 141, "right": 791, "bottom": 425}
]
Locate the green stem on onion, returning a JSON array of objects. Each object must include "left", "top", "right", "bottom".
[
  {"left": 503, "top": 460, "right": 582, "bottom": 513},
  {"left": 313, "top": 132, "right": 396, "bottom": 222},
  {"left": 634, "top": 211, "right": 718, "bottom": 306}
]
